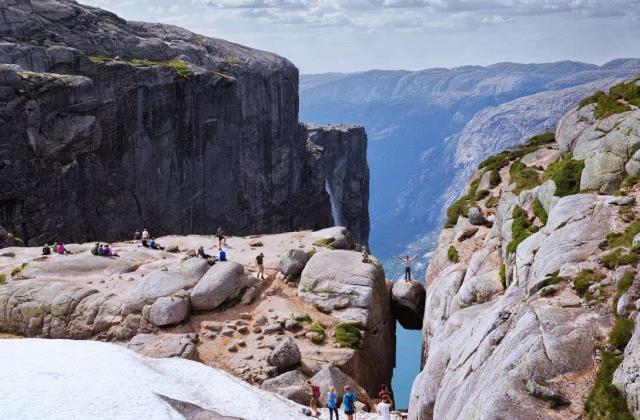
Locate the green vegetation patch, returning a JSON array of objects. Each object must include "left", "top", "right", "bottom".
[
  {"left": 579, "top": 91, "right": 632, "bottom": 120},
  {"left": 0, "top": 273, "right": 5, "bottom": 284},
  {"left": 510, "top": 161, "right": 541, "bottom": 194},
  {"left": 499, "top": 264, "right": 506, "bottom": 288},
  {"left": 540, "top": 271, "right": 562, "bottom": 289},
  {"left": 533, "top": 198, "right": 548, "bottom": 225},
  {"left": 489, "top": 170, "right": 501, "bottom": 187},
  {"left": 89, "top": 55, "right": 193, "bottom": 78},
  {"left": 507, "top": 206, "right": 537, "bottom": 253},
  {"left": 614, "top": 270, "right": 637, "bottom": 311},
  {"left": 478, "top": 132, "right": 554, "bottom": 173},
  {"left": 542, "top": 153, "right": 585, "bottom": 197},
  {"left": 609, "top": 79, "right": 640, "bottom": 108},
  {"left": 308, "top": 322, "right": 326, "bottom": 344},
  {"left": 445, "top": 178, "right": 481, "bottom": 226},
  {"left": 602, "top": 248, "right": 639, "bottom": 270},
  {"left": 610, "top": 317, "right": 634, "bottom": 351},
  {"left": 607, "top": 220, "right": 640, "bottom": 249},
  {"left": 334, "top": 322, "right": 363, "bottom": 348},
  {"left": 485, "top": 195, "right": 499, "bottom": 208},
  {"left": 584, "top": 351, "right": 634, "bottom": 420},
  {"left": 447, "top": 245, "right": 460, "bottom": 263},
  {"left": 574, "top": 269, "right": 605, "bottom": 298},
  {"left": 10, "top": 262, "right": 28, "bottom": 277}
]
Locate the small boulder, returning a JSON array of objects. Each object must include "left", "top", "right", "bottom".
[
  {"left": 166, "top": 245, "right": 180, "bottom": 253},
  {"left": 202, "top": 321, "right": 223, "bottom": 332},
  {"left": 263, "top": 324, "right": 283, "bottom": 335},
  {"left": 391, "top": 280, "right": 426, "bottom": 330},
  {"left": 468, "top": 207, "right": 486, "bottom": 226},
  {"left": 248, "top": 239, "right": 263, "bottom": 247},
  {"left": 241, "top": 286, "right": 258, "bottom": 305},
  {"left": 254, "top": 315, "right": 268, "bottom": 326},
  {"left": 278, "top": 249, "right": 310, "bottom": 278},
  {"left": 127, "top": 333, "right": 198, "bottom": 360},
  {"left": 267, "top": 336, "right": 301, "bottom": 371},
  {"left": 148, "top": 296, "right": 189, "bottom": 327}
]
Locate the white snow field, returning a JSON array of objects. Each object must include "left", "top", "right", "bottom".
[{"left": 0, "top": 338, "right": 311, "bottom": 420}]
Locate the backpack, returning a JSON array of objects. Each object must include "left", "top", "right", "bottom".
[
  {"left": 311, "top": 385, "right": 321, "bottom": 398},
  {"left": 91, "top": 244, "right": 99, "bottom": 256},
  {"left": 301, "top": 408, "right": 312, "bottom": 416}
]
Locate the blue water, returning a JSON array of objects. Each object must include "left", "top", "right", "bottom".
[{"left": 392, "top": 323, "right": 422, "bottom": 410}]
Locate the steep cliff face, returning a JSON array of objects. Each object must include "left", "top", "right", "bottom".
[
  {"left": 0, "top": 0, "right": 369, "bottom": 246},
  {"left": 409, "top": 79, "right": 640, "bottom": 419}
]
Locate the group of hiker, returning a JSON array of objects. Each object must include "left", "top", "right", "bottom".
[
  {"left": 90, "top": 243, "right": 118, "bottom": 257},
  {"left": 41, "top": 242, "right": 71, "bottom": 256},
  {"left": 134, "top": 229, "right": 165, "bottom": 250},
  {"left": 304, "top": 382, "right": 394, "bottom": 419}
]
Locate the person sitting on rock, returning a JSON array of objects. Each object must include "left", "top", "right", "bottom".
[
  {"left": 362, "top": 247, "right": 370, "bottom": 263},
  {"left": 141, "top": 228, "right": 150, "bottom": 241},
  {"left": 91, "top": 243, "right": 100, "bottom": 256},
  {"left": 219, "top": 248, "right": 227, "bottom": 262},
  {"left": 56, "top": 242, "right": 71, "bottom": 255},
  {"left": 149, "top": 238, "right": 164, "bottom": 251},
  {"left": 100, "top": 244, "right": 118, "bottom": 257},
  {"left": 256, "top": 252, "right": 265, "bottom": 279},
  {"left": 305, "top": 380, "right": 321, "bottom": 417},
  {"left": 42, "top": 243, "right": 51, "bottom": 255},
  {"left": 141, "top": 239, "right": 149, "bottom": 248},
  {"left": 133, "top": 230, "right": 141, "bottom": 240},
  {"left": 197, "top": 246, "right": 212, "bottom": 259},
  {"left": 342, "top": 385, "right": 356, "bottom": 420}
]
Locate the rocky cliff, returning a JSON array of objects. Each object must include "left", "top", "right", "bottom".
[
  {"left": 300, "top": 60, "right": 640, "bottom": 278},
  {"left": 409, "top": 78, "right": 640, "bottom": 419},
  {"left": 0, "top": 0, "right": 369, "bottom": 246}
]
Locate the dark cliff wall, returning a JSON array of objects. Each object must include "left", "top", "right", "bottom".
[{"left": 0, "top": 0, "right": 369, "bottom": 245}]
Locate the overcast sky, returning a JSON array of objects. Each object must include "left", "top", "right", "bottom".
[{"left": 81, "top": 0, "right": 640, "bottom": 74}]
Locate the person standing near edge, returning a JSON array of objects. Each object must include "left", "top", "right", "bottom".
[
  {"left": 256, "top": 252, "right": 265, "bottom": 279},
  {"left": 396, "top": 254, "right": 417, "bottom": 281},
  {"left": 342, "top": 385, "right": 356, "bottom": 420}
]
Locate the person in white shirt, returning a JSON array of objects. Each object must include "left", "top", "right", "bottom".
[
  {"left": 141, "top": 228, "right": 150, "bottom": 240},
  {"left": 377, "top": 395, "right": 392, "bottom": 420},
  {"left": 396, "top": 255, "right": 417, "bottom": 281}
]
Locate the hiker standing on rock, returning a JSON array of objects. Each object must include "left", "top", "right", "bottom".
[
  {"left": 343, "top": 385, "right": 356, "bottom": 420},
  {"left": 327, "top": 385, "right": 339, "bottom": 420},
  {"left": 256, "top": 252, "right": 265, "bottom": 279},
  {"left": 216, "top": 227, "right": 225, "bottom": 248},
  {"left": 305, "top": 380, "right": 321, "bottom": 417},
  {"left": 396, "top": 255, "right": 417, "bottom": 281},
  {"left": 141, "top": 228, "right": 150, "bottom": 241}
]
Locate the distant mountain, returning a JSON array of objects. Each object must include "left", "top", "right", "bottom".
[{"left": 300, "top": 59, "right": 640, "bottom": 278}]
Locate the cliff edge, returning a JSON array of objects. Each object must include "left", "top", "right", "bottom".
[{"left": 0, "top": 0, "right": 369, "bottom": 246}]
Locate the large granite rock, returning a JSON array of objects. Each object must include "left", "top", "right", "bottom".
[
  {"left": 391, "top": 280, "right": 425, "bottom": 330},
  {"left": 190, "top": 262, "right": 254, "bottom": 311},
  {"left": 311, "top": 226, "right": 355, "bottom": 250},
  {"left": 613, "top": 326, "right": 640, "bottom": 418},
  {"left": 260, "top": 370, "right": 309, "bottom": 405},
  {"left": 278, "top": 249, "right": 310, "bottom": 278},
  {"left": 124, "top": 258, "right": 210, "bottom": 312},
  {"left": 556, "top": 105, "right": 640, "bottom": 193},
  {"left": 148, "top": 296, "right": 189, "bottom": 327},
  {"left": 0, "top": 279, "right": 126, "bottom": 339},
  {"left": 297, "top": 250, "right": 395, "bottom": 395},
  {"left": 0, "top": 0, "right": 370, "bottom": 248}
]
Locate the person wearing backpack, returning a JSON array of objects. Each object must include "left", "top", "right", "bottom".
[
  {"left": 327, "top": 385, "right": 339, "bottom": 420},
  {"left": 42, "top": 243, "right": 51, "bottom": 255},
  {"left": 90, "top": 243, "right": 100, "bottom": 256},
  {"left": 305, "top": 380, "right": 320, "bottom": 417},
  {"left": 343, "top": 385, "right": 356, "bottom": 420}
]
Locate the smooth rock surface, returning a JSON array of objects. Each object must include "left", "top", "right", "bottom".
[
  {"left": 190, "top": 262, "right": 253, "bottom": 311},
  {"left": 127, "top": 333, "right": 199, "bottom": 360},
  {"left": 391, "top": 280, "right": 425, "bottom": 330}
]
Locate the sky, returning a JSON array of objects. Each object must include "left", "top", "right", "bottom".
[{"left": 80, "top": 0, "right": 640, "bottom": 73}]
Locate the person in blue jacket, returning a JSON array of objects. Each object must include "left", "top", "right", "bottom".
[
  {"left": 219, "top": 248, "right": 227, "bottom": 262},
  {"left": 342, "top": 385, "right": 356, "bottom": 420},
  {"left": 327, "top": 386, "right": 339, "bottom": 420}
]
